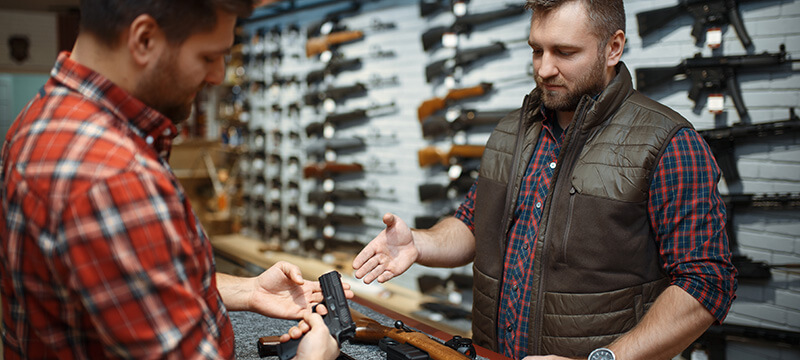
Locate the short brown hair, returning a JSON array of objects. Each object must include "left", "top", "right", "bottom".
[
  {"left": 79, "top": 0, "right": 254, "bottom": 47},
  {"left": 525, "top": 0, "right": 625, "bottom": 45}
]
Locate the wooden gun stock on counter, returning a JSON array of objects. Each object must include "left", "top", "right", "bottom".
[{"left": 257, "top": 309, "right": 474, "bottom": 360}]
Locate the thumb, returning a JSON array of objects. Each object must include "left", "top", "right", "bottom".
[
  {"left": 382, "top": 213, "right": 396, "bottom": 228},
  {"left": 304, "top": 310, "right": 326, "bottom": 328},
  {"left": 277, "top": 261, "right": 305, "bottom": 285}
]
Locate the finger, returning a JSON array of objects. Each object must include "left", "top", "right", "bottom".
[
  {"left": 314, "top": 304, "right": 329, "bottom": 316},
  {"left": 376, "top": 269, "right": 395, "bottom": 283},
  {"left": 304, "top": 310, "right": 326, "bottom": 327},
  {"left": 352, "top": 245, "right": 376, "bottom": 272},
  {"left": 297, "top": 320, "right": 310, "bottom": 333},
  {"left": 276, "top": 261, "right": 305, "bottom": 285},
  {"left": 280, "top": 333, "right": 290, "bottom": 342},
  {"left": 366, "top": 260, "right": 388, "bottom": 283},
  {"left": 382, "top": 212, "right": 396, "bottom": 227},
  {"left": 360, "top": 257, "right": 385, "bottom": 284},
  {"left": 344, "top": 289, "right": 355, "bottom": 299}
]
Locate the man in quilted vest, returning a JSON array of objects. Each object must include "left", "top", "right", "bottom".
[{"left": 353, "top": 0, "right": 736, "bottom": 359}]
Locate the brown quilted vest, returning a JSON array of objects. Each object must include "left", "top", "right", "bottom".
[{"left": 471, "top": 63, "right": 690, "bottom": 357}]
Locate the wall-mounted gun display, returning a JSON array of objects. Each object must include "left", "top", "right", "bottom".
[
  {"left": 306, "top": 57, "right": 363, "bottom": 85},
  {"left": 418, "top": 144, "right": 484, "bottom": 168},
  {"left": 418, "top": 82, "right": 493, "bottom": 121},
  {"left": 304, "top": 82, "right": 368, "bottom": 106},
  {"left": 306, "top": 18, "right": 396, "bottom": 57},
  {"left": 306, "top": 102, "right": 397, "bottom": 137},
  {"left": 303, "top": 158, "right": 395, "bottom": 179},
  {"left": 635, "top": 45, "right": 798, "bottom": 119},
  {"left": 305, "top": 77, "right": 399, "bottom": 107},
  {"left": 421, "top": 4, "right": 525, "bottom": 51},
  {"left": 419, "top": 0, "right": 470, "bottom": 18},
  {"left": 305, "top": 133, "right": 398, "bottom": 157},
  {"left": 636, "top": 0, "right": 764, "bottom": 48},
  {"left": 307, "top": 30, "right": 365, "bottom": 57},
  {"left": 418, "top": 173, "right": 475, "bottom": 202},
  {"left": 722, "top": 193, "right": 800, "bottom": 280},
  {"left": 422, "top": 108, "right": 511, "bottom": 138},
  {"left": 698, "top": 108, "right": 800, "bottom": 186},
  {"left": 425, "top": 42, "right": 507, "bottom": 83}
]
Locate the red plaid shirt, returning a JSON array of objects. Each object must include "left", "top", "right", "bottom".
[
  {"left": 456, "top": 109, "right": 736, "bottom": 358},
  {"left": 0, "top": 52, "right": 234, "bottom": 359}
]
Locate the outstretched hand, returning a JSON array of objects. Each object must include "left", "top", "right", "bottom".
[{"left": 352, "top": 213, "right": 419, "bottom": 284}]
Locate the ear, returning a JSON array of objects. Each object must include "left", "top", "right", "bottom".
[
  {"left": 126, "top": 14, "right": 165, "bottom": 67},
  {"left": 605, "top": 29, "right": 625, "bottom": 67}
]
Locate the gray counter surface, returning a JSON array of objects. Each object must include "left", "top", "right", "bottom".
[{"left": 229, "top": 301, "right": 487, "bottom": 360}]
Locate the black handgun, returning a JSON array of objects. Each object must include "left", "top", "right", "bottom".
[{"left": 257, "top": 271, "right": 356, "bottom": 359}]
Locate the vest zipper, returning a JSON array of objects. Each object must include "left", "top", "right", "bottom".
[
  {"left": 561, "top": 188, "right": 576, "bottom": 263},
  {"left": 530, "top": 97, "right": 593, "bottom": 354}
]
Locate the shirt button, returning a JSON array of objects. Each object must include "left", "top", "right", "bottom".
[
  {"left": 163, "top": 128, "right": 172, "bottom": 136},
  {"left": 549, "top": 162, "right": 556, "bottom": 169},
  {"left": 507, "top": 325, "right": 513, "bottom": 333},
  {"left": 535, "top": 202, "right": 542, "bottom": 209},
  {"left": 145, "top": 136, "right": 154, "bottom": 145},
  {"left": 512, "top": 284, "right": 518, "bottom": 292},
  {"left": 523, "top": 243, "right": 529, "bottom": 250}
]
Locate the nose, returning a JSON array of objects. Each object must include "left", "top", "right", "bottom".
[
  {"left": 536, "top": 52, "right": 558, "bottom": 80},
  {"left": 205, "top": 58, "right": 226, "bottom": 86}
]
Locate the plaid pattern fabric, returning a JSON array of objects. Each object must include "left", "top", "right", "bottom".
[
  {"left": 0, "top": 52, "right": 234, "bottom": 359},
  {"left": 455, "top": 113, "right": 736, "bottom": 359}
]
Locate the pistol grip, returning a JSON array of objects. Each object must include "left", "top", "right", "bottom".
[{"left": 276, "top": 337, "right": 302, "bottom": 360}]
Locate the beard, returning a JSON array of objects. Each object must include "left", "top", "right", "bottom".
[
  {"left": 135, "top": 50, "right": 204, "bottom": 125},
  {"left": 535, "top": 54, "right": 607, "bottom": 112}
]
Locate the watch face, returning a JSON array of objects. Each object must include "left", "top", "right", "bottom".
[{"left": 589, "top": 348, "right": 615, "bottom": 360}]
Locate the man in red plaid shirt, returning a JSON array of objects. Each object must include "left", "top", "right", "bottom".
[
  {"left": 353, "top": 0, "right": 737, "bottom": 359},
  {"left": 0, "top": 1, "right": 344, "bottom": 359}
]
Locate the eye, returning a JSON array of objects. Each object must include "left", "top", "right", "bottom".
[
  {"left": 531, "top": 48, "right": 543, "bottom": 56},
  {"left": 558, "top": 50, "right": 575, "bottom": 57}
]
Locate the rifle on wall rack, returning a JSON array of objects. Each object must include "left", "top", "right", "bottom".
[
  {"left": 636, "top": 0, "right": 767, "bottom": 48},
  {"left": 419, "top": 0, "right": 470, "bottom": 18},
  {"left": 418, "top": 82, "right": 493, "bottom": 121},
  {"left": 421, "top": 4, "right": 525, "bottom": 51},
  {"left": 635, "top": 45, "right": 799, "bottom": 119},
  {"left": 306, "top": 57, "right": 363, "bottom": 85},
  {"left": 425, "top": 41, "right": 507, "bottom": 83},
  {"left": 306, "top": 102, "right": 397, "bottom": 137},
  {"left": 422, "top": 108, "right": 512, "bottom": 138},
  {"left": 698, "top": 108, "right": 800, "bottom": 186},
  {"left": 418, "top": 144, "right": 485, "bottom": 168}
]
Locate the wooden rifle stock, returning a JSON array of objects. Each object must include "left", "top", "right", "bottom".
[
  {"left": 256, "top": 310, "right": 470, "bottom": 359},
  {"left": 350, "top": 310, "right": 471, "bottom": 360},
  {"left": 306, "top": 30, "right": 365, "bottom": 57},
  {"left": 418, "top": 145, "right": 485, "bottom": 168},
  {"left": 417, "top": 83, "right": 493, "bottom": 121},
  {"left": 303, "top": 162, "right": 365, "bottom": 179}
]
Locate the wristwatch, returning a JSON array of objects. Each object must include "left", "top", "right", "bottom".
[{"left": 588, "top": 348, "right": 615, "bottom": 360}]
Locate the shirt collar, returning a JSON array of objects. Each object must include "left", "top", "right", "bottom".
[{"left": 51, "top": 51, "right": 179, "bottom": 158}]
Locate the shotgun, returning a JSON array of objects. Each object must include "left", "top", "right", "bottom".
[
  {"left": 418, "top": 83, "right": 493, "bottom": 121},
  {"left": 422, "top": 108, "right": 510, "bottom": 138},
  {"left": 418, "top": 144, "right": 485, "bottom": 168},
  {"left": 306, "top": 30, "right": 365, "bottom": 57},
  {"left": 421, "top": 4, "right": 525, "bottom": 51}
]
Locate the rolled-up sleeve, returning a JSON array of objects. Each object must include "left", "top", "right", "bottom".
[{"left": 648, "top": 128, "right": 737, "bottom": 323}]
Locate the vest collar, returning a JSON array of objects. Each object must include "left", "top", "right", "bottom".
[{"left": 575, "top": 62, "right": 635, "bottom": 131}]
